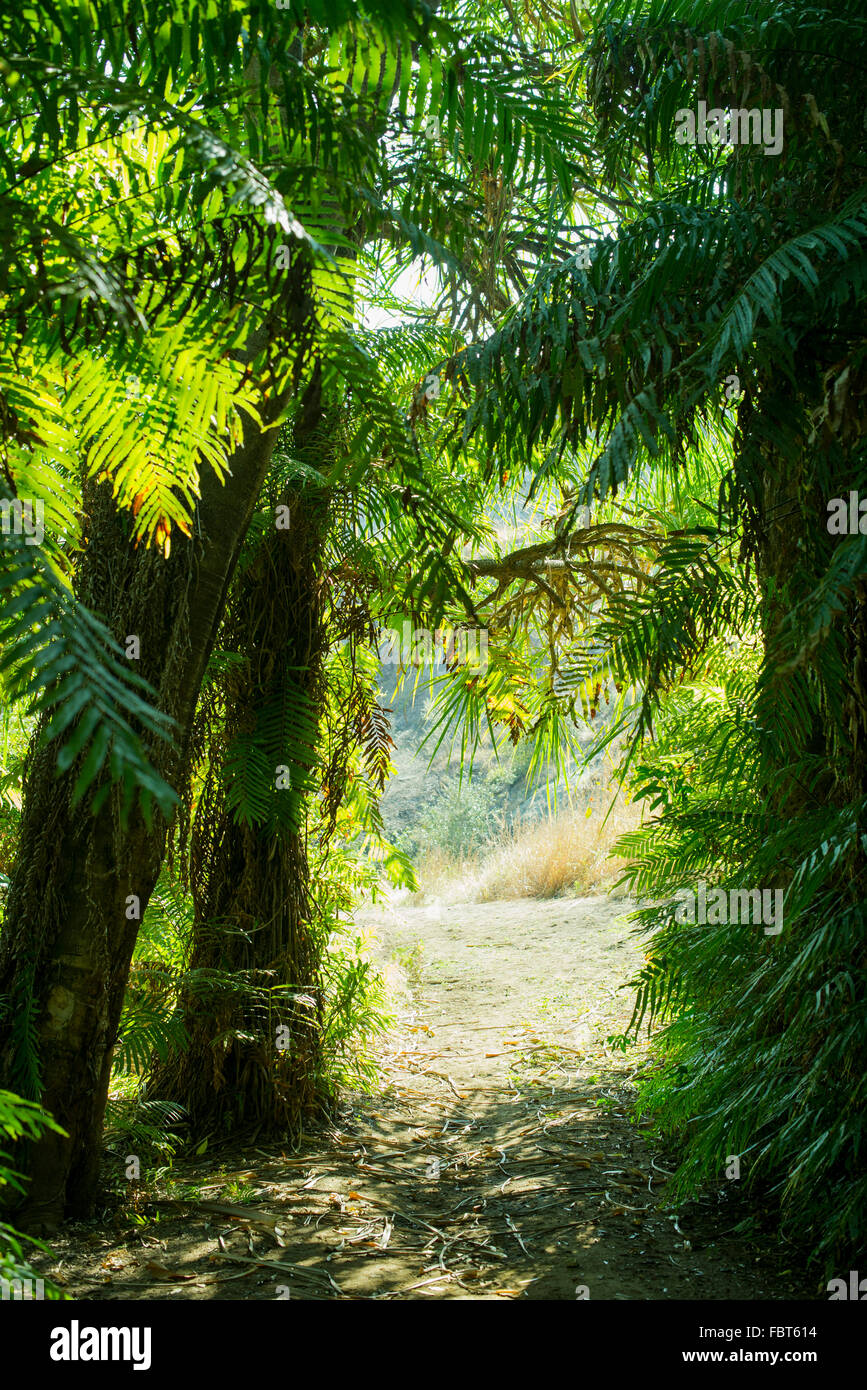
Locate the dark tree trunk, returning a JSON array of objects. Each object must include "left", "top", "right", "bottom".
[
  {"left": 0, "top": 393, "right": 306, "bottom": 1227},
  {"left": 150, "top": 395, "right": 333, "bottom": 1139}
]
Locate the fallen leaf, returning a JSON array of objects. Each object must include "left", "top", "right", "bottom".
[{"left": 144, "top": 1262, "right": 196, "bottom": 1282}]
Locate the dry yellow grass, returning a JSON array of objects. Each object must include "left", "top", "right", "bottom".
[{"left": 413, "top": 798, "right": 641, "bottom": 903}]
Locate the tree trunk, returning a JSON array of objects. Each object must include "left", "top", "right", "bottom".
[
  {"left": 150, "top": 395, "right": 333, "bottom": 1139},
  {"left": 0, "top": 386, "right": 309, "bottom": 1227}
]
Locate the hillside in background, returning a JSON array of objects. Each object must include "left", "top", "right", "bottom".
[{"left": 376, "top": 668, "right": 630, "bottom": 900}]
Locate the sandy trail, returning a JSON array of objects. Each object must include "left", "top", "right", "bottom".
[{"left": 38, "top": 895, "right": 812, "bottom": 1300}]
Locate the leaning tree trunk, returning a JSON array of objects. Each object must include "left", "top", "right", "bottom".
[
  {"left": 149, "top": 401, "right": 333, "bottom": 1139},
  {"left": 152, "top": 25, "right": 423, "bottom": 1143},
  {"left": 150, "top": 492, "right": 331, "bottom": 1138},
  {"left": 0, "top": 340, "right": 316, "bottom": 1226}
]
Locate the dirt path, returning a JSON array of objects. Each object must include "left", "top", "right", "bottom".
[{"left": 39, "top": 895, "right": 814, "bottom": 1301}]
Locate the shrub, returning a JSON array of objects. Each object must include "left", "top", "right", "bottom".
[
  {"left": 0, "top": 1090, "right": 66, "bottom": 1298},
  {"left": 411, "top": 799, "right": 639, "bottom": 902}
]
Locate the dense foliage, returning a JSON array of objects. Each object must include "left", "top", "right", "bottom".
[{"left": 0, "top": 0, "right": 864, "bottom": 1283}]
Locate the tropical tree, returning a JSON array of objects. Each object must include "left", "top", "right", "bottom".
[
  {"left": 432, "top": 0, "right": 867, "bottom": 1268},
  {"left": 146, "top": 0, "right": 607, "bottom": 1139},
  {"left": 0, "top": 0, "right": 599, "bottom": 1220},
  {"left": 0, "top": 0, "right": 431, "bottom": 1225}
]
